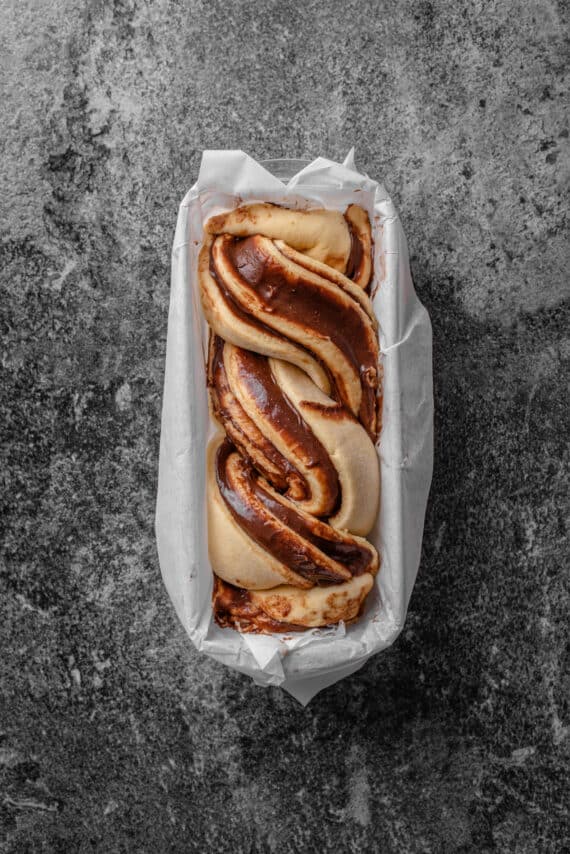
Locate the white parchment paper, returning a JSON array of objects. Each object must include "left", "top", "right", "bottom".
[{"left": 155, "top": 150, "right": 434, "bottom": 705}]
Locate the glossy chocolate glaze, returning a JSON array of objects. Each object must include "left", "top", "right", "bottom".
[
  {"left": 216, "top": 442, "right": 374, "bottom": 584},
  {"left": 221, "top": 237, "right": 378, "bottom": 436},
  {"left": 230, "top": 346, "right": 340, "bottom": 515}
]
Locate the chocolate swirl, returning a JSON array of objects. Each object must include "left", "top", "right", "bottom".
[
  {"left": 200, "top": 203, "right": 380, "bottom": 632},
  {"left": 215, "top": 442, "right": 377, "bottom": 586},
  {"left": 208, "top": 335, "right": 379, "bottom": 533},
  {"left": 200, "top": 217, "right": 380, "bottom": 439},
  {"left": 209, "top": 335, "right": 340, "bottom": 515}
]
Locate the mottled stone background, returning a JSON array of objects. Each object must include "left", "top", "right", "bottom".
[{"left": 1, "top": 0, "right": 568, "bottom": 851}]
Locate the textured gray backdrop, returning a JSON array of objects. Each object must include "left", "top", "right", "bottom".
[{"left": 1, "top": 0, "right": 569, "bottom": 852}]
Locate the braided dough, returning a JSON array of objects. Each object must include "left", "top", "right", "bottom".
[{"left": 199, "top": 202, "right": 381, "bottom": 632}]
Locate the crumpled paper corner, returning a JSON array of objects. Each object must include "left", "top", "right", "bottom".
[{"left": 156, "top": 150, "right": 434, "bottom": 705}]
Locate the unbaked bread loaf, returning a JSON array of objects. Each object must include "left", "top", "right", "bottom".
[{"left": 199, "top": 202, "right": 381, "bottom": 632}]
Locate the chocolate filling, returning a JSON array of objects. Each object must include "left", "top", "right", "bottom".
[
  {"left": 212, "top": 576, "right": 306, "bottom": 633},
  {"left": 220, "top": 237, "right": 377, "bottom": 435},
  {"left": 209, "top": 247, "right": 342, "bottom": 417},
  {"left": 255, "top": 484, "right": 372, "bottom": 576},
  {"left": 345, "top": 217, "right": 364, "bottom": 282},
  {"left": 209, "top": 250, "right": 286, "bottom": 345},
  {"left": 216, "top": 442, "right": 373, "bottom": 584},
  {"left": 230, "top": 346, "right": 340, "bottom": 516},
  {"left": 209, "top": 335, "right": 297, "bottom": 493}
]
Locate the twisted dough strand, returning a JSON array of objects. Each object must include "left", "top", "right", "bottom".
[{"left": 205, "top": 232, "right": 380, "bottom": 437}]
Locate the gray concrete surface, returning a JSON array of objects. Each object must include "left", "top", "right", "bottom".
[{"left": 1, "top": 0, "right": 569, "bottom": 851}]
